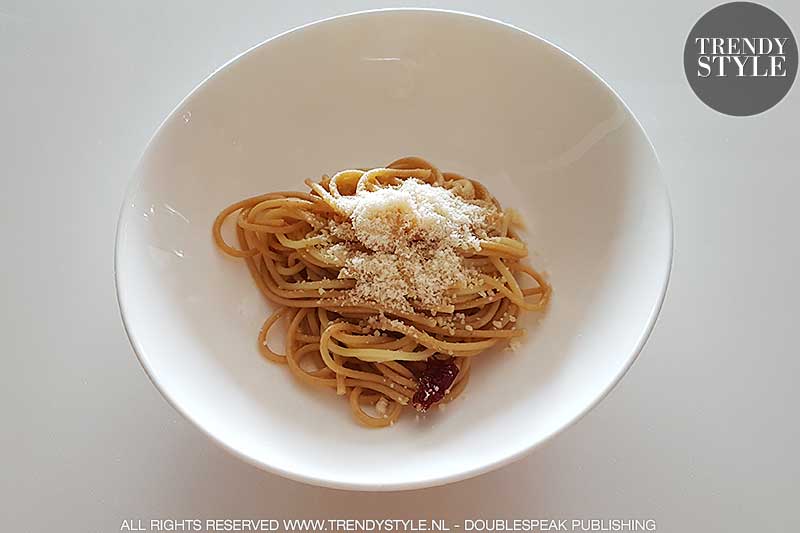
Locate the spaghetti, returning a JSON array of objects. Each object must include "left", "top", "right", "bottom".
[{"left": 212, "top": 157, "right": 550, "bottom": 427}]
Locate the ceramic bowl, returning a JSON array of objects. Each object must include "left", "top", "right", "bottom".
[{"left": 115, "top": 9, "right": 672, "bottom": 490}]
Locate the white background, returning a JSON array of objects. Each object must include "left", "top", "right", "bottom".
[{"left": 2, "top": 1, "right": 798, "bottom": 532}]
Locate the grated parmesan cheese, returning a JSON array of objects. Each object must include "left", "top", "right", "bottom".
[
  {"left": 336, "top": 179, "right": 488, "bottom": 252},
  {"left": 321, "top": 178, "right": 495, "bottom": 312},
  {"left": 375, "top": 396, "right": 389, "bottom": 415}
]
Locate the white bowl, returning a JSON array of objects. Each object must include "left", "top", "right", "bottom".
[{"left": 115, "top": 9, "right": 672, "bottom": 490}]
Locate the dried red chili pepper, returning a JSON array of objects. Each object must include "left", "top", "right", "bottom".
[{"left": 412, "top": 358, "right": 459, "bottom": 412}]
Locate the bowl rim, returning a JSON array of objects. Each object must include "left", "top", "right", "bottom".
[{"left": 114, "top": 7, "right": 674, "bottom": 491}]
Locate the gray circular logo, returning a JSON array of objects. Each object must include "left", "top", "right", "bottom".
[{"left": 684, "top": 2, "right": 797, "bottom": 116}]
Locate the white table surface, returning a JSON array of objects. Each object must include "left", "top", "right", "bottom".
[{"left": 2, "top": 1, "right": 798, "bottom": 532}]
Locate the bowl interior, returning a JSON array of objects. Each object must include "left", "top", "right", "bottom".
[{"left": 116, "top": 10, "right": 671, "bottom": 490}]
